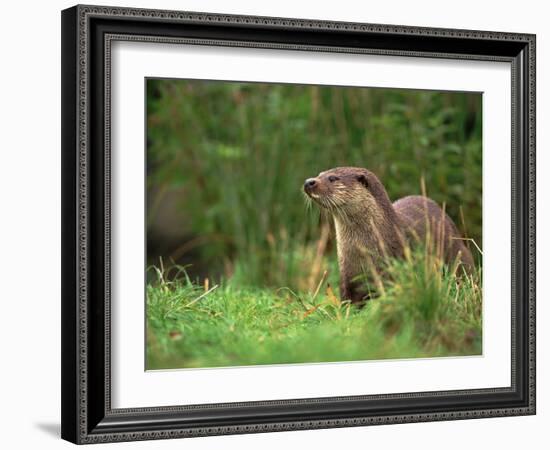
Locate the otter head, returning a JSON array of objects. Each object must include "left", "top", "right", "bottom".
[{"left": 303, "top": 167, "right": 392, "bottom": 219}]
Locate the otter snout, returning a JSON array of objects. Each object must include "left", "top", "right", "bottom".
[{"left": 303, "top": 178, "right": 317, "bottom": 193}]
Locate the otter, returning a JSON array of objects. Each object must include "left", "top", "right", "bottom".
[{"left": 303, "top": 167, "right": 474, "bottom": 303}]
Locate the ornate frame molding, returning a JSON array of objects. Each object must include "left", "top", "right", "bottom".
[{"left": 61, "top": 4, "right": 536, "bottom": 444}]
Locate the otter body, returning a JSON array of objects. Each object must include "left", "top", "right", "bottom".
[{"left": 304, "top": 167, "right": 474, "bottom": 303}]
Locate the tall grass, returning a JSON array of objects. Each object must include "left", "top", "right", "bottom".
[
  {"left": 147, "top": 245, "right": 482, "bottom": 369},
  {"left": 147, "top": 80, "right": 482, "bottom": 288}
]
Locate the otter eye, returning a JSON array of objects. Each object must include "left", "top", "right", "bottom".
[
  {"left": 328, "top": 176, "right": 340, "bottom": 183},
  {"left": 356, "top": 174, "right": 368, "bottom": 188}
]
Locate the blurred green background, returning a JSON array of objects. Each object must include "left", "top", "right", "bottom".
[{"left": 146, "top": 79, "right": 482, "bottom": 290}]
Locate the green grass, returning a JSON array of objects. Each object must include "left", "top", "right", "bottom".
[{"left": 146, "top": 249, "right": 482, "bottom": 370}]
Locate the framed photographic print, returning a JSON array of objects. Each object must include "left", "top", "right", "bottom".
[{"left": 61, "top": 4, "right": 536, "bottom": 444}]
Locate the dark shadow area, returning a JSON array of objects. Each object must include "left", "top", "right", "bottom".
[{"left": 35, "top": 422, "right": 60, "bottom": 438}]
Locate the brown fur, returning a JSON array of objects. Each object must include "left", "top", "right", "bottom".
[{"left": 304, "top": 167, "right": 474, "bottom": 303}]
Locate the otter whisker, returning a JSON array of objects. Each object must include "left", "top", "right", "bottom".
[{"left": 302, "top": 191, "right": 313, "bottom": 211}]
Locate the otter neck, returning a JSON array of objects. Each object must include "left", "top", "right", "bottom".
[{"left": 332, "top": 202, "right": 404, "bottom": 265}]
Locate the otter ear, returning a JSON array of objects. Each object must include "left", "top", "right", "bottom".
[{"left": 356, "top": 174, "right": 369, "bottom": 188}]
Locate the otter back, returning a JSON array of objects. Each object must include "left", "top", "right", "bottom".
[{"left": 393, "top": 195, "right": 474, "bottom": 270}]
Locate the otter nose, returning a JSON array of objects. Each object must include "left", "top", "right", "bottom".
[{"left": 304, "top": 178, "right": 317, "bottom": 190}]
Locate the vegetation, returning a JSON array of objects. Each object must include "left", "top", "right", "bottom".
[
  {"left": 146, "top": 79, "right": 482, "bottom": 369},
  {"left": 147, "top": 80, "right": 482, "bottom": 288},
  {"left": 147, "top": 247, "right": 482, "bottom": 369}
]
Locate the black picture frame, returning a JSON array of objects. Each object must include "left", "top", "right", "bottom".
[{"left": 61, "top": 4, "right": 536, "bottom": 444}]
